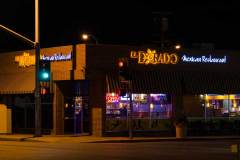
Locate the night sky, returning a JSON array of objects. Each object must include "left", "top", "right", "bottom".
[{"left": 0, "top": 0, "right": 240, "bottom": 52}]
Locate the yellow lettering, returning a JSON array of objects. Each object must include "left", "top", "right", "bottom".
[
  {"left": 130, "top": 49, "right": 179, "bottom": 65},
  {"left": 138, "top": 51, "right": 146, "bottom": 64},
  {"left": 163, "top": 53, "right": 170, "bottom": 64},
  {"left": 130, "top": 51, "right": 138, "bottom": 58},
  {"left": 154, "top": 53, "right": 158, "bottom": 64},
  {"left": 15, "top": 52, "right": 36, "bottom": 67},
  {"left": 158, "top": 54, "right": 164, "bottom": 64},
  {"left": 170, "top": 54, "right": 178, "bottom": 64}
]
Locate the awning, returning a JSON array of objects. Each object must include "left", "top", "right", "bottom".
[
  {"left": 0, "top": 72, "right": 35, "bottom": 94},
  {"left": 106, "top": 71, "right": 240, "bottom": 94},
  {"left": 106, "top": 71, "right": 182, "bottom": 94},
  {"left": 131, "top": 71, "right": 182, "bottom": 94}
]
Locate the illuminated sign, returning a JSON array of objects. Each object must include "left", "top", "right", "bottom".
[
  {"left": 15, "top": 52, "right": 35, "bottom": 67},
  {"left": 120, "top": 94, "right": 131, "bottom": 101},
  {"left": 130, "top": 49, "right": 228, "bottom": 65},
  {"left": 132, "top": 94, "right": 148, "bottom": 103},
  {"left": 15, "top": 52, "right": 72, "bottom": 67},
  {"left": 130, "top": 49, "right": 178, "bottom": 65},
  {"left": 41, "top": 52, "right": 72, "bottom": 61},
  {"left": 181, "top": 54, "right": 227, "bottom": 63},
  {"left": 106, "top": 93, "right": 119, "bottom": 103}
]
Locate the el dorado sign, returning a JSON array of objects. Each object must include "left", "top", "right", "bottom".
[
  {"left": 130, "top": 49, "right": 178, "bottom": 65},
  {"left": 130, "top": 49, "right": 228, "bottom": 65}
]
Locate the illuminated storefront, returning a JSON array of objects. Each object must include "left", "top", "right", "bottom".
[
  {"left": 200, "top": 94, "right": 240, "bottom": 117},
  {"left": 104, "top": 48, "right": 240, "bottom": 135},
  {"left": 106, "top": 93, "right": 172, "bottom": 119},
  {"left": 1, "top": 44, "right": 240, "bottom": 137}
]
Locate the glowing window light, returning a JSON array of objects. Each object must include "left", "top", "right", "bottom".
[
  {"left": 233, "top": 101, "right": 237, "bottom": 108},
  {"left": 140, "top": 94, "right": 145, "bottom": 99},
  {"left": 119, "top": 103, "right": 123, "bottom": 108},
  {"left": 150, "top": 103, "right": 154, "bottom": 110},
  {"left": 206, "top": 102, "right": 210, "bottom": 108}
]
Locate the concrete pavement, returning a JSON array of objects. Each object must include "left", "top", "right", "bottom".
[{"left": 1, "top": 134, "right": 240, "bottom": 143}]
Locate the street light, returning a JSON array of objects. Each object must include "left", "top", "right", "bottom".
[
  {"left": 175, "top": 44, "right": 181, "bottom": 50},
  {"left": 81, "top": 33, "right": 99, "bottom": 44}
]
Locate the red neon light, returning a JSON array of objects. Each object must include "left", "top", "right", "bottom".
[{"left": 106, "top": 94, "right": 119, "bottom": 103}]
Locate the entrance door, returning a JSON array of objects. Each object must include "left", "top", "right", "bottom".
[
  {"left": 57, "top": 80, "right": 89, "bottom": 135},
  {"left": 64, "top": 96, "right": 89, "bottom": 134}
]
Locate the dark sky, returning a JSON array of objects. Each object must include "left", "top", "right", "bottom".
[{"left": 0, "top": 0, "right": 240, "bottom": 52}]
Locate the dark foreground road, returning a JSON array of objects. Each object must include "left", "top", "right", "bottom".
[{"left": 0, "top": 140, "right": 238, "bottom": 160}]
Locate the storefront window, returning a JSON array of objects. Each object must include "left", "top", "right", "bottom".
[
  {"left": 200, "top": 94, "right": 240, "bottom": 118},
  {"left": 106, "top": 93, "right": 172, "bottom": 119}
]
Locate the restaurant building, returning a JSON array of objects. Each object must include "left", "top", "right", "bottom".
[{"left": 0, "top": 44, "right": 240, "bottom": 136}]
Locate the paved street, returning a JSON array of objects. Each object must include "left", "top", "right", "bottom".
[{"left": 0, "top": 139, "right": 239, "bottom": 160}]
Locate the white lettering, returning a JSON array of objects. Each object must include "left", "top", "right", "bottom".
[
  {"left": 41, "top": 52, "right": 72, "bottom": 61},
  {"left": 181, "top": 54, "right": 227, "bottom": 64}
]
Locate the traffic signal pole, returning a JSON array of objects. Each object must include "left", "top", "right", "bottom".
[
  {"left": 0, "top": 0, "right": 41, "bottom": 137},
  {"left": 129, "top": 78, "right": 133, "bottom": 139},
  {"left": 35, "top": 42, "right": 41, "bottom": 137},
  {"left": 118, "top": 58, "right": 133, "bottom": 139},
  {"left": 34, "top": 0, "right": 41, "bottom": 137}
]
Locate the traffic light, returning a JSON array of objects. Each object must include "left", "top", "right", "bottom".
[
  {"left": 117, "top": 58, "right": 129, "bottom": 81},
  {"left": 40, "top": 82, "right": 50, "bottom": 95},
  {"left": 39, "top": 60, "right": 50, "bottom": 82}
]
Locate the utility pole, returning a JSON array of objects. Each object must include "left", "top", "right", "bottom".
[
  {"left": 0, "top": 0, "right": 41, "bottom": 137},
  {"left": 34, "top": 0, "right": 41, "bottom": 137}
]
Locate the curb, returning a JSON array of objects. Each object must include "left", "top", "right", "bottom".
[
  {"left": 0, "top": 137, "right": 45, "bottom": 142},
  {"left": 88, "top": 137, "right": 240, "bottom": 143},
  {"left": 0, "top": 138, "right": 24, "bottom": 142},
  {"left": 1, "top": 136, "right": 240, "bottom": 143}
]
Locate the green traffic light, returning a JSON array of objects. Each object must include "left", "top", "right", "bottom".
[
  {"left": 40, "top": 71, "right": 50, "bottom": 81},
  {"left": 42, "top": 72, "right": 49, "bottom": 79}
]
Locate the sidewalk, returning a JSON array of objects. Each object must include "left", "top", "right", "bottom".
[{"left": 1, "top": 134, "right": 240, "bottom": 143}]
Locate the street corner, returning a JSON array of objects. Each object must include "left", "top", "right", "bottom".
[{"left": 0, "top": 134, "right": 33, "bottom": 142}]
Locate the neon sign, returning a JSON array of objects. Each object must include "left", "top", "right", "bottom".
[
  {"left": 15, "top": 52, "right": 72, "bottom": 67},
  {"left": 41, "top": 52, "right": 72, "bottom": 61},
  {"left": 130, "top": 49, "right": 178, "bottom": 65},
  {"left": 181, "top": 54, "right": 227, "bottom": 63},
  {"left": 15, "top": 52, "right": 35, "bottom": 67},
  {"left": 106, "top": 93, "right": 119, "bottom": 103}
]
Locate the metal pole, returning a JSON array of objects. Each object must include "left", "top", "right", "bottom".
[
  {"left": 129, "top": 89, "right": 133, "bottom": 139},
  {"left": 81, "top": 104, "right": 84, "bottom": 134},
  {"left": 35, "top": 0, "right": 39, "bottom": 43},
  {"left": 0, "top": 25, "right": 35, "bottom": 46},
  {"left": 238, "top": 143, "right": 240, "bottom": 160},
  {"left": 128, "top": 59, "right": 133, "bottom": 139},
  {"left": 34, "top": 0, "right": 41, "bottom": 137},
  {"left": 35, "top": 42, "right": 41, "bottom": 136},
  {"left": 74, "top": 98, "right": 76, "bottom": 135},
  {"left": 228, "top": 94, "right": 230, "bottom": 120},
  {"left": 204, "top": 94, "right": 207, "bottom": 122}
]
